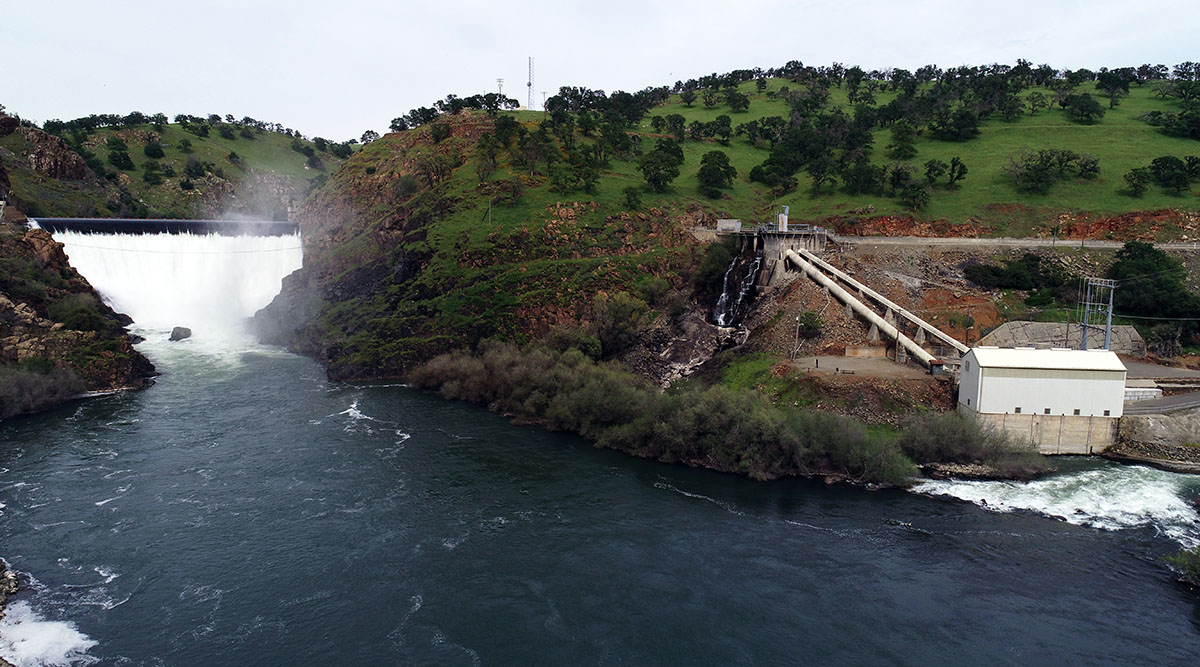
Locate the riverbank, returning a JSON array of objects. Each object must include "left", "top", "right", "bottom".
[
  {"left": 407, "top": 341, "right": 1055, "bottom": 487},
  {"left": 0, "top": 220, "right": 155, "bottom": 420},
  {"left": 0, "top": 561, "right": 16, "bottom": 667},
  {"left": 1105, "top": 440, "right": 1200, "bottom": 475}
]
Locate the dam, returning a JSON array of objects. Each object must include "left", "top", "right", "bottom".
[{"left": 30, "top": 218, "right": 302, "bottom": 335}]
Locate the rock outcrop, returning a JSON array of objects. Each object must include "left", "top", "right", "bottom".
[
  {"left": 0, "top": 222, "right": 155, "bottom": 419},
  {"left": 20, "top": 127, "right": 90, "bottom": 180}
]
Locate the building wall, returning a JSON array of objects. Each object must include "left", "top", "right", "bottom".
[
  {"left": 963, "top": 409, "right": 1118, "bottom": 454},
  {"left": 974, "top": 369, "right": 1125, "bottom": 417},
  {"left": 958, "top": 356, "right": 982, "bottom": 410}
]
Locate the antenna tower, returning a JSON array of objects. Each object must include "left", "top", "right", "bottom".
[
  {"left": 1079, "top": 276, "right": 1117, "bottom": 350},
  {"left": 527, "top": 57, "right": 535, "bottom": 110},
  {"left": 497, "top": 78, "right": 504, "bottom": 97}
]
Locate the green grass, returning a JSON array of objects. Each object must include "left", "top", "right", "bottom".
[
  {"left": 264, "top": 76, "right": 1200, "bottom": 378},
  {"left": 636, "top": 79, "right": 1199, "bottom": 232},
  {"left": 85, "top": 125, "right": 344, "bottom": 216}
]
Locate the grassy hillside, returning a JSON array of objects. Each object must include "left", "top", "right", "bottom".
[
  {"left": 634, "top": 79, "right": 1198, "bottom": 232},
  {"left": 258, "top": 69, "right": 1200, "bottom": 377},
  {"left": 0, "top": 119, "right": 350, "bottom": 219}
]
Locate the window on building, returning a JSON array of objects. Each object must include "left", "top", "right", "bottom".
[
  {"left": 1073, "top": 409, "right": 1081, "bottom": 416},
  {"left": 1044, "top": 408, "right": 1051, "bottom": 415},
  {"left": 1103, "top": 410, "right": 1111, "bottom": 416},
  {"left": 1014, "top": 407, "right": 1021, "bottom": 414},
  {"left": 964, "top": 360, "right": 970, "bottom": 372}
]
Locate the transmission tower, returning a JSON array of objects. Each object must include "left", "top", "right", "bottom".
[
  {"left": 497, "top": 78, "right": 504, "bottom": 98},
  {"left": 1080, "top": 276, "right": 1117, "bottom": 350},
  {"left": 527, "top": 57, "right": 535, "bottom": 110}
]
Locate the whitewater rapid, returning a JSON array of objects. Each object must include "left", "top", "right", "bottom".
[{"left": 914, "top": 462, "right": 1200, "bottom": 548}]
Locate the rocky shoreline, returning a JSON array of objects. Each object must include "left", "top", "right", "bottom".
[
  {"left": 1104, "top": 440, "right": 1200, "bottom": 475},
  {"left": 0, "top": 218, "right": 155, "bottom": 420},
  {"left": 0, "top": 560, "right": 17, "bottom": 667}
]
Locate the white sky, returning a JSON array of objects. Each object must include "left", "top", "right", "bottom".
[{"left": 5, "top": 0, "right": 1196, "bottom": 141}]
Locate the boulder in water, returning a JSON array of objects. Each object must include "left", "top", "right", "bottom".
[{"left": 169, "top": 326, "right": 192, "bottom": 341}]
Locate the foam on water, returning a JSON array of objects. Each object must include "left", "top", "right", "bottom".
[
  {"left": 51, "top": 230, "right": 302, "bottom": 337},
  {"left": 0, "top": 601, "right": 97, "bottom": 667},
  {"left": 914, "top": 463, "right": 1200, "bottom": 547}
]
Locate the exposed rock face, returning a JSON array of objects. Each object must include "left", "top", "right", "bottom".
[
  {"left": 20, "top": 127, "right": 90, "bottom": 180},
  {"left": 0, "top": 223, "right": 155, "bottom": 419},
  {"left": 622, "top": 310, "right": 730, "bottom": 387},
  {"left": 169, "top": 326, "right": 192, "bottom": 341},
  {"left": 1119, "top": 408, "right": 1200, "bottom": 450}
]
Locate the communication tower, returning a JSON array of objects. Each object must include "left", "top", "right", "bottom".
[
  {"left": 528, "top": 57, "right": 535, "bottom": 110},
  {"left": 1080, "top": 276, "right": 1117, "bottom": 350},
  {"left": 497, "top": 78, "right": 504, "bottom": 98}
]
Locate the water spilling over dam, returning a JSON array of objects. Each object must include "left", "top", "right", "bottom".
[{"left": 35, "top": 222, "right": 302, "bottom": 337}]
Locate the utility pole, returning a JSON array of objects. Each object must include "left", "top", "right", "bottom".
[{"left": 1080, "top": 277, "right": 1117, "bottom": 350}]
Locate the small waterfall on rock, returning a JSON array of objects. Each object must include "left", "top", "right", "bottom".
[
  {"left": 712, "top": 238, "right": 763, "bottom": 328},
  {"left": 45, "top": 229, "right": 303, "bottom": 338}
]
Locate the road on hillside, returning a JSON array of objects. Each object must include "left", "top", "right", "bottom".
[
  {"left": 1124, "top": 391, "right": 1200, "bottom": 415},
  {"left": 832, "top": 235, "right": 1200, "bottom": 251},
  {"left": 1123, "top": 361, "right": 1200, "bottom": 379}
]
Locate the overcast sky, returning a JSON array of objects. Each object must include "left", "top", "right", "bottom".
[{"left": 6, "top": 0, "right": 1197, "bottom": 141}]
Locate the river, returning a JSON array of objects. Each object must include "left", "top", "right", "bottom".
[{"left": 2, "top": 331, "right": 1200, "bottom": 666}]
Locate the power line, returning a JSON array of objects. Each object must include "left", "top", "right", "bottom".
[{"left": 60, "top": 242, "right": 301, "bottom": 255}]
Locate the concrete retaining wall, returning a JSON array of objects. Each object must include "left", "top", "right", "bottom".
[
  {"left": 979, "top": 321, "right": 1146, "bottom": 357},
  {"left": 967, "top": 410, "right": 1118, "bottom": 454}
]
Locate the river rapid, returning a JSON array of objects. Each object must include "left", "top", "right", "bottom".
[{"left": 2, "top": 331, "right": 1200, "bottom": 666}]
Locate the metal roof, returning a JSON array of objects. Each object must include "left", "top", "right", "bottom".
[{"left": 967, "top": 346, "right": 1127, "bottom": 372}]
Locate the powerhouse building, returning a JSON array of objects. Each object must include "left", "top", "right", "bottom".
[{"left": 957, "top": 346, "right": 1127, "bottom": 454}]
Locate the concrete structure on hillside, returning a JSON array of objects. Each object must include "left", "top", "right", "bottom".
[
  {"left": 958, "top": 346, "right": 1127, "bottom": 454},
  {"left": 979, "top": 321, "right": 1146, "bottom": 357}
]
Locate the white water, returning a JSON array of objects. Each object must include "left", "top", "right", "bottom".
[
  {"left": 0, "top": 601, "right": 97, "bottom": 667},
  {"left": 49, "top": 231, "right": 302, "bottom": 337},
  {"left": 914, "top": 463, "right": 1200, "bottom": 548}
]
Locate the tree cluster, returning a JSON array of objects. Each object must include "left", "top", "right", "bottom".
[
  {"left": 1003, "top": 148, "right": 1099, "bottom": 194},
  {"left": 544, "top": 86, "right": 669, "bottom": 126},
  {"left": 1107, "top": 241, "right": 1200, "bottom": 342},
  {"left": 390, "top": 92, "right": 520, "bottom": 132},
  {"left": 1123, "top": 155, "right": 1199, "bottom": 196}
]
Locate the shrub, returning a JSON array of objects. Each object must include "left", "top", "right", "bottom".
[
  {"left": 0, "top": 364, "right": 85, "bottom": 419},
  {"left": 431, "top": 122, "right": 452, "bottom": 144},
  {"left": 544, "top": 326, "right": 602, "bottom": 360},
  {"left": 409, "top": 342, "right": 918, "bottom": 484},
  {"left": 796, "top": 311, "right": 822, "bottom": 339},
  {"left": 592, "top": 292, "right": 649, "bottom": 357},
  {"left": 108, "top": 150, "right": 134, "bottom": 170},
  {"left": 47, "top": 293, "right": 112, "bottom": 332},
  {"left": 1164, "top": 546, "right": 1200, "bottom": 586},
  {"left": 622, "top": 185, "right": 642, "bottom": 210},
  {"left": 695, "top": 238, "right": 736, "bottom": 297},
  {"left": 143, "top": 142, "right": 165, "bottom": 159},
  {"left": 898, "top": 411, "right": 1054, "bottom": 479},
  {"left": 183, "top": 157, "right": 206, "bottom": 179}
]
